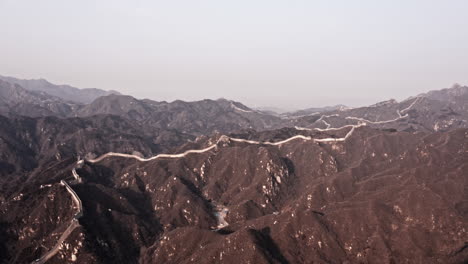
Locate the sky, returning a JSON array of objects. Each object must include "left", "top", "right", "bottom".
[{"left": 1, "top": 0, "right": 467, "bottom": 110}]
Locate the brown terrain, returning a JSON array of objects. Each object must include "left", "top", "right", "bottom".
[{"left": 0, "top": 78, "right": 467, "bottom": 264}]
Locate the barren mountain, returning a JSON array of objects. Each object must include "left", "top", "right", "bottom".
[
  {"left": 285, "top": 104, "right": 349, "bottom": 117},
  {"left": 0, "top": 79, "right": 281, "bottom": 136},
  {"left": 420, "top": 83, "right": 468, "bottom": 103},
  {"left": 0, "top": 75, "right": 120, "bottom": 104},
  {"left": 74, "top": 84, "right": 468, "bottom": 136},
  {"left": 292, "top": 85, "right": 468, "bottom": 133},
  {"left": 0, "top": 77, "right": 467, "bottom": 264},
  {"left": 1, "top": 126, "right": 466, "bottom": 263},
  {"left": 76, "top": 95, "right": 281, "bottom": 135},
  {"left": 0, "top": 114, "right": 192, "bottom": 196},
  {"left": 2, "top": 77, "right": 467, "bottom": 136},
  {"left": 0, "top": 80, "right": 78, "bottom": 117}
]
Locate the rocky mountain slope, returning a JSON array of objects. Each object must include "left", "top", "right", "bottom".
[
  {"left": 2, "top": 77, "right": 467, "bottom": 136},
  {"left": 1, "top": 125, "right": 466, "bottom": 263},
  {"left": 0, "top": 114, "right": 192, "bottom": 197},
  {"left": 0, "top": 77, "right": 467, "bottom": 264},
  {"left": 284, "top": 104, "right": 349, "bottom": 117},
  {"left": 76, "top": 95, "right": 281, "bottom": 135},
  {"left": 0, "top": 79, "right": 281, "bottom": 135},
  {"left": 292, "top": 85, "right": 468, "bottom": 133},
  {"left": 420, "top": 83, "right": 468, "bottom": 103},
  {"left": 0, "top": 80, "right": 79, "bottom": 117},
  {"left": 0, "top": 75, "right": 120, "bottom": 104}
]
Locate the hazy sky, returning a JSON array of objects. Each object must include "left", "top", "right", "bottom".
[{"left": 1, "top": 0, "right": 467, "bottom": 110}]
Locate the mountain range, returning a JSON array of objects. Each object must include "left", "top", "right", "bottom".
[
  {"left": 0, "top": 76, "right": 466, "bottom": 264},
  {"left": 0, "top": 75, "right": 120, "bottom": 104}
]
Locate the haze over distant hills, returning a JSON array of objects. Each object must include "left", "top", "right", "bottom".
[
  {"left": 0, "top": 76, "right": 467, "bottom": 264},
  {"left": 2, "top": 76, "right": 467, "bottom": 135},
  {"left": 0, "top": 75, "right": 120, "bottom": 104}
]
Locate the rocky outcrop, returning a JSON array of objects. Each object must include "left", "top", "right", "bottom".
[{"left": 2, "top": 126, "right": 466, "bottom": 263}]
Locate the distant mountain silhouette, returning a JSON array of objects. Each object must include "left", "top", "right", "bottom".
[
  {"left": 0, "top": 79, "right": 78, "bottom": 117},
  {"left": 0, "top": 75, "right": 120, "bottom": 104}
]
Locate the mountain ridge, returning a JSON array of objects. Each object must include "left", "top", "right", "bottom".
[
  {"left": 0, "top": 76, "right": 467, "bottom": 264},
  {"left": 0, "top": 75, "right": 120, "bottom": 104}
]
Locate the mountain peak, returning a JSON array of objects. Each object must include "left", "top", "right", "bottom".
[{"left": 0, "top": 75, "right": 120, "bottom": 104}]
